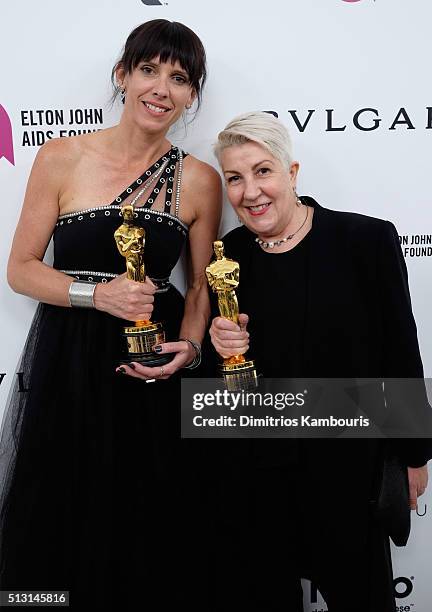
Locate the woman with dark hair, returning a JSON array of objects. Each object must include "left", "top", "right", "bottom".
[
  {"left": 206, "top": 111, "right": 431, "bottom": 612},
  {"left": 0, "top": 20, "right": 221, "bottom": 610}
]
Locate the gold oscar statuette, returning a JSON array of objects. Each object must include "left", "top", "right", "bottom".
[
  {"left": 114, "top": 204, "right": 172, "bottom": 366},
  {"left": 206, "top": 240, "right": 257, "bottom": 390}
]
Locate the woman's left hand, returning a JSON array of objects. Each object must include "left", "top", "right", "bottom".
[
  {"left": 407, "top": 465, "right": 429, "bottom": 510},
  {"left": 116, "top": 340, "right": 196, "bottom": 381}
]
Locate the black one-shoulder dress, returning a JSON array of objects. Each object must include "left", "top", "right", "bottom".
[{"left": 0, "top": 146, "right": 195, "bottom": 610}]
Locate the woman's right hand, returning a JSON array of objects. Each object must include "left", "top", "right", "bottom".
[
  {"left": 94, "top": 273, "right": 155, "bottom": 320},
  {"left": 209, "top": 313, "right": 250, "bottom": 358}
]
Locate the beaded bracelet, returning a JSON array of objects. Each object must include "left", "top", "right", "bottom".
[{"left": 179, "top": 338, "right": 202, "bottom": 370}]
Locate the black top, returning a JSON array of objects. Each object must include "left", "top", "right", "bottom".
[
  {"left": 53, "top": 146, "right": 188, "bottom": 283},
  {"left": 244, "top": 231, "right": 311, "bottom": 377}
]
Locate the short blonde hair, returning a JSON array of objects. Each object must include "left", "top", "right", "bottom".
[{"left": 214, "top": 111, "right": 294, "bottom": 169}]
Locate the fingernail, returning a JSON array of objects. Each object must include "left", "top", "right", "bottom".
[
  {"left": 116, "top": 367, "right": 126, "bottom": 374},
  {"left": 128, "top": 363, "right": 136, "bottom": 370},
  {"left": 153, "top": 345, "right": 162, "bottom": 353}
]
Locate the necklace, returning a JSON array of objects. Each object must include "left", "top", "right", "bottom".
[{"left": 255, "top": 205, "right": 309, "bottom": 249}]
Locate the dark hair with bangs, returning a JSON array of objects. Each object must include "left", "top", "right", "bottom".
[{"left": 111, "top": 20, "right": 207, "bottom": 111}]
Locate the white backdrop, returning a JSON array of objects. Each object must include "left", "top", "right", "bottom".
[{"left": 1, "top": 1, "right": 431, "bottom": 609}]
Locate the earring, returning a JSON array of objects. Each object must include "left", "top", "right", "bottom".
[
  {"left": 294, "top": 188, "right": 302, "bottom": 206},
  {"left": 119, "top": 85, "right": 126, "bottom": 102},
  {"left": 185, "top": 104, "right": 192, "bottom": 110}
]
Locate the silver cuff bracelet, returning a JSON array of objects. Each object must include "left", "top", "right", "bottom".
[{"left": 68, "top": 280, "right": 97, "bottom": 308}]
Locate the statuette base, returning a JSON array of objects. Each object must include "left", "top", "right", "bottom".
[
  {"left": 221, "top": 359, "right": 258, "bottom": 392},
  {"left": 120, "top": 321, "right": 173, "bottom": 366}
]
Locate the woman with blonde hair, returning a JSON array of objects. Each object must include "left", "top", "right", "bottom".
[{"left": 207, "top": 110, "right": 430, "bottom": 611}]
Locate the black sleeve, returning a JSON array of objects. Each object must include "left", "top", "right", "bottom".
[{"left": 379, "top": 220, "right": 432, "bottom": 467}]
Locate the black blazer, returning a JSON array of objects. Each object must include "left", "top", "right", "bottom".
[
  {"left": 213, "top": 197, "right": 432, "bottom": 468},
  {"left": 197, "top": 198, "right": 432, "bottom": 607}
]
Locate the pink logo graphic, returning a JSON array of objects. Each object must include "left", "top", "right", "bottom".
[{"left": 0, "top": 104, "right": 15, "bottom": 166}]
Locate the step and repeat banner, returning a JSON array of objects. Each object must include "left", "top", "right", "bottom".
[{"left": 0, "top": 0, "right": 431, "bottom": 609}]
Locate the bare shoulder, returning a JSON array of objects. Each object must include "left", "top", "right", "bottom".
[
  {"left": 181, "top": 154, "right": 222, "bottom": 226},
  {"left": 183, "top": 154, "right": 222, "bottom": 191},
  {"left": 34, "top": 136, "right": 72, "bottom": 164},
  {"left": 32, "top": 135, "right": 80, "bottom": 179},
  {"left": 34, "top": 129, "right": 108, "bottom": 174}
]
